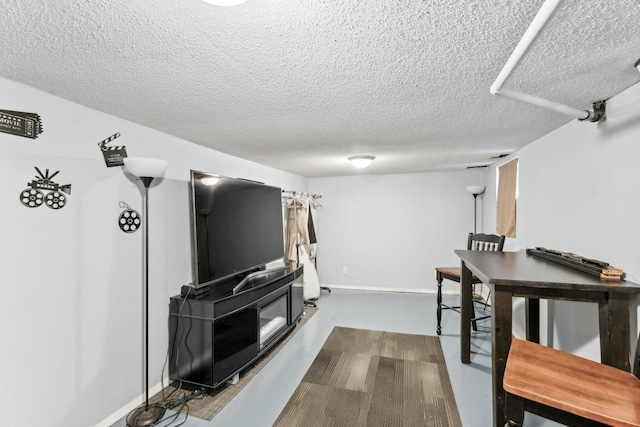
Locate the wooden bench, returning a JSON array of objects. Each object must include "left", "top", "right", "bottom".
[{"left": 503, "top": 337, "right": 640, "bottom": 426}]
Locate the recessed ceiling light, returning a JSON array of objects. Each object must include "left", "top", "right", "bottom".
[
  {"left": 202, "top": 0, "right": 248, "bottom": 6},
  {"left": 348, "top": 156, "right": 375, "bottom": 169}
]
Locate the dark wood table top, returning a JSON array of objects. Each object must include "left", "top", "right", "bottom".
[{"left": 454, "top": 249, "right": 640, "bottom": 293}]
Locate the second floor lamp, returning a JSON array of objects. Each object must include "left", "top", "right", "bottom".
[{"left": 465, "top": 185, "right": 485, "bottom": 234}]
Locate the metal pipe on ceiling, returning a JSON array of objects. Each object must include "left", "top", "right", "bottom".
[{"left": 490, "top": 0, "right": 602, "bottom": 122}]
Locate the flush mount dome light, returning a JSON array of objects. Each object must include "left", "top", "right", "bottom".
[
  {"left": 202, "top": 0, "right": 248, "bottom": 5},
  {"left": 348, "top": 155, "right": 375, "bottom": 169}
]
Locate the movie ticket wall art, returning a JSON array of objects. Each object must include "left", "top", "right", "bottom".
[
  {"left": 98, "top": 132, "right": 128, "bottom": 167},
  {"left": 118, "top": 201, "right": 141, "bottom": 233},
  {"left": 19, "top": 167, "right": 72, "bottom": 210},
  {"left": 0, "top": 110, "right": 44, "bottom": 139}
]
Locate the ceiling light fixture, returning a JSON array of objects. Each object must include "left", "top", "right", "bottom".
[
  {"left": 348, "top": 155, "right": 375, "bottom": 169},
  {"left": 202, "top": 0, "right": 248, "bottom": 5},
  {"left": 635, "top": 59, "right": 640, "bottom": 73}
]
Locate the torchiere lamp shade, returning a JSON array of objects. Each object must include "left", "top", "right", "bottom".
[
  {"left": 465, "top": 185, "right": 485, "bottom": 195},
  {"left": 123, "top": 157, "right": 168, "bottom": 179}
]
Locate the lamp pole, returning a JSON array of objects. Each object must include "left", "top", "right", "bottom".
[
  {"left": 127, "top": 176, "right": 166, "bottom": 427},
  {"left": 123, "top": 158, "right": 168, "bottom": 427},
  {"left": 472, "top": 193, "right": 479, "bottom": 234}
]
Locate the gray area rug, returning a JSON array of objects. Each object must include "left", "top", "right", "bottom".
[
  {"left": 274, "top": 326, "right": 462, "bottom": 427},
  {"left": 149, "top": 306, "right": 317, "bottom": 421}
]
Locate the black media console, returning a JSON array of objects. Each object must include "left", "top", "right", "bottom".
[{"left": 168, "top": 266, "right": 304, "bottom": 389}]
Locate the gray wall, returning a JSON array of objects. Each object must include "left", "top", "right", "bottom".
[
  {"left": 308, "top": 170, "right": 485, "bottom": 292},
  {"left": 0, "top": 77, "right": 307, "bottom": 427},
  {"left": 310, "top": 82, "right": 640, "bottom": 364},
  {"left": 483, "top": 82, "right": 640, "bottom": 360},
  {"left": 3, "top": 74, "right": 639, "bottom": 426}
]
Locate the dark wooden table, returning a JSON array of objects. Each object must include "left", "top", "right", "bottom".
[{"left": 455, "top": 249, "right": 640, "bottom": 427}]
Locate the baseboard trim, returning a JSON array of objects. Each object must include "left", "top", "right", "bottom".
[
  {"left": 95, "top": 380, "right": 166, "bottom": 427},
  {"left": 321, "top": 284, "right": 459, "bottom": 295}
]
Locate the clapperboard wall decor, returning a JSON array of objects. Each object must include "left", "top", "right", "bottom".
[
  {"left": 19, "top": 167, "right": 72, "bottom": 210},
  {"left": 98, "top": 132, "right": 128, "bottom": 167},
  {"left": 0, "top": 109, "right": 44, "bottom": 139},
  {"left": 118, "top": 201, "right": 141, "bottom": 233}
]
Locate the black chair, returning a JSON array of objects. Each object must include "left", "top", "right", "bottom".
[
  {"left": 435, "top": 232, "right": 505, "bottom": 335},
  {"left": 503, "top": 336, "right": 640, "bottom": 426}
]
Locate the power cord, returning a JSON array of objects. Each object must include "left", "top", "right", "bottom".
[
  {"left": 167, "top": 387, "right": 207, "bottom": 410},
  {"left": 151, "top": 387, "right": 207, "bottom": 427},
  {"left": 129, "top": 283, "right": 206, "bottom": 427}
]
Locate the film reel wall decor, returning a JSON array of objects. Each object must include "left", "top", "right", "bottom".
[
  {"left": 19, "top": 167, "right": 72, "bottom": 210},
  {"left": 118, "top": 201, "right": 141, "bottom": 233}
]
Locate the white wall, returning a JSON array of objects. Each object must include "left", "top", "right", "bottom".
[
  {"left": 308, "top": 170, "right": 485, "bottom": 292},
  {"left": 0, "top": 77, "right": 307, "bottom": 427},
  {"left": 482, "top": 82, "right": 640, "bottom": 359}
]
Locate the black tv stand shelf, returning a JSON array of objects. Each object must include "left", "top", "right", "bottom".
[{"left": 168, "top": 266, "right": 304, "bottom": 389}]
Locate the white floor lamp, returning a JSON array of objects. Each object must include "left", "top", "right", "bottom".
[
  {"left": 123, "top": 157, "right": 169, "bottom": 427},
  {"left": 465, "top": 185, "right": 485, "bottom": 234}
]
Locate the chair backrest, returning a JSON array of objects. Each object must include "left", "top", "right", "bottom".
[
  {"left": 467, "top": 233, "right": 505, "bottom": 252},
  {"left": 634, "top": 332, "right": 640, "bottom": 378}
]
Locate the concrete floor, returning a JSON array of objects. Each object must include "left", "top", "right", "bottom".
[{"left": 112, "top": 289, "right": 559, "bottom": 427}]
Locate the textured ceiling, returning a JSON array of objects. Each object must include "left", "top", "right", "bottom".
[{"left": 2, "top": 0, "right": 639, "bottom": 177}]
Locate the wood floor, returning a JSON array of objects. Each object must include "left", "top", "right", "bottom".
[{"left": 112, "top": 290, "right": 561, "bottom": 427}]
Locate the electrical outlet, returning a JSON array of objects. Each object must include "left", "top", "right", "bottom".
[{"left": 342, "top": 267, "right": 348, "bottom": 274}]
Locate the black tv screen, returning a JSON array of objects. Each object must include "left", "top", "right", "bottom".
[{"left": 190, "top": 170, "right": 285, "bottom": 286}]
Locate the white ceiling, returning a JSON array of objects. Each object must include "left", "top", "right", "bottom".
[{"left": 2, "top": 0, "right": 639, "bottom": 177}]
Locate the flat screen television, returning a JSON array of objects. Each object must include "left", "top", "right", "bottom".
[{"left": 190, "top": 170, "right": 285, "bottom": 287}]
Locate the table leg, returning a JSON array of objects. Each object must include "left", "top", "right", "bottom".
[
  {"left": 525, "top": 298, "right": 540, "bottom": 344},
  {"left": 492, "top": 287, "right": 512, "bottom": 427},
  {"left": 436, "top": 271, "right": 443, "bottom": 335},
  {"left": 460, "top": 261, "right": 473, "bottom": 364},
  {"left": 599, "top": 293, "right": 631, "bottom": 371}
]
